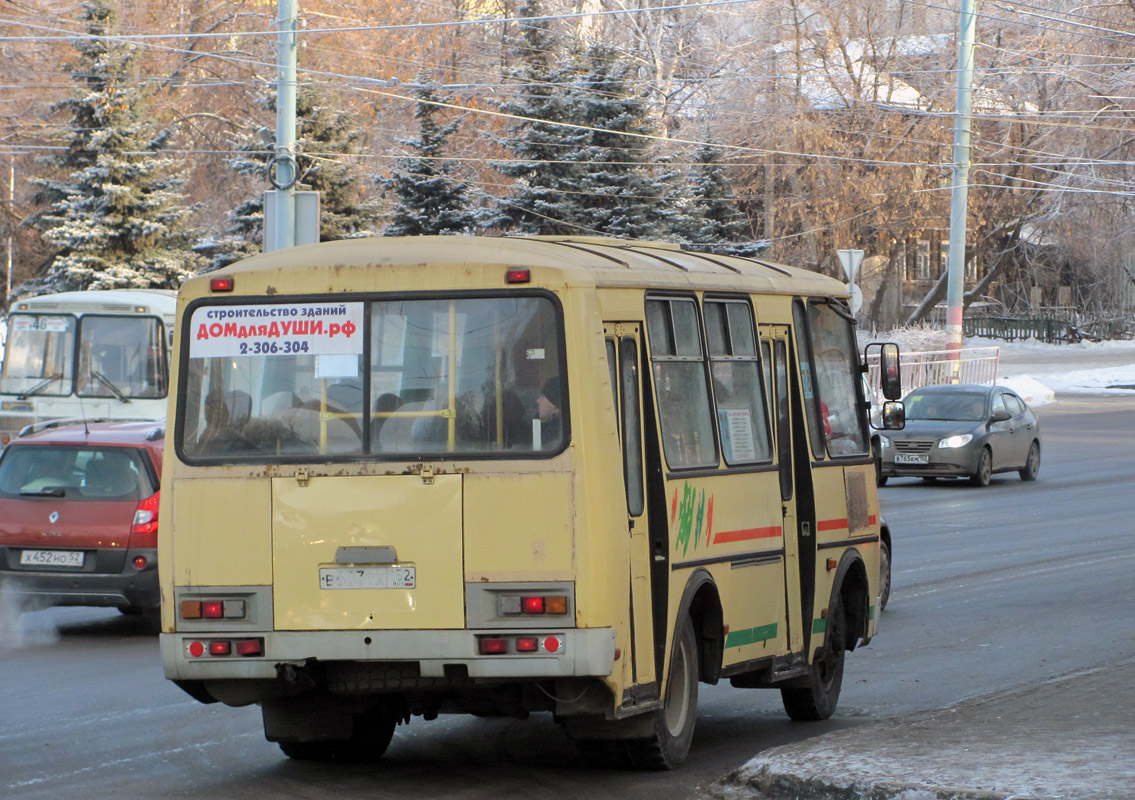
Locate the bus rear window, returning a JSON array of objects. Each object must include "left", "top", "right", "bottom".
[{"left": 180, "top": 296, "right": 565, "bottom": 461}]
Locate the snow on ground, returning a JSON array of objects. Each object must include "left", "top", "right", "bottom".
[
  {"left": 979, "top": 335, "right": 1135, "bottom": 405},
  {"left": 871, "top": 327, "right": 1135, "bottom": 407}
]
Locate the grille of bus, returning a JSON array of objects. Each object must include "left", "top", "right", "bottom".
[
  {"left": 894, "top": 440, "right": 935, "bottom": 453},
  {"left": 0, "top": 414, "right": 36, "bottom": 442}
]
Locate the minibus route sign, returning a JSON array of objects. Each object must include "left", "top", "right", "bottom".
[{"left": 189, "top": 302, "right": 364, "bottom": 359}]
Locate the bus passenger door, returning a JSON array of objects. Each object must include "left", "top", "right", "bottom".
[
  {"left": 764, "top": 328, "right": 807, "bottom": 655},
  {"left": 605, "top": 324, "right": 658, "bottom": 691}
]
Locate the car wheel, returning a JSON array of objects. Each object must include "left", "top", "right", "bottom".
[
  {"left": 970, "top": 447, "right": 992, "bottom": 487},
  {"left": 781, "top": 598, "right": 845, "bottom": 721},
  {"left": 1019, "top": 441, "right": 1040, "bottom": 481}
]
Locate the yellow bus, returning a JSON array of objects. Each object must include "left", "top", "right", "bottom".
[{"left": 159, "top": 236, "right": 902, "bottom": 769}]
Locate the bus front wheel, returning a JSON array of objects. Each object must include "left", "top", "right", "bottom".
[
  {"left": 781, "top": 599, "right": 846, "bottom": 721},
  {"left": 625, "top": 615, "right": 699, "bottom": 770}
]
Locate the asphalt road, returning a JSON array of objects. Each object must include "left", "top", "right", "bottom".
[{"left": 2, "top": 395, "right": 1133, "bottom": 800}]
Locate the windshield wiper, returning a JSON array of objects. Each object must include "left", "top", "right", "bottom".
[
  {"left": 21, "top": 487, "right": 66, "bottom": 497},
  {"left": 89, "top": 370, "right": 131, "bottom": 403},
  {"left": 17, "top": 373, "right": 63, "bottom": 400}
]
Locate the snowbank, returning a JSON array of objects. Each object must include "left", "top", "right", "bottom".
[{"left": 998, "top": 375, "right": 1056, "bottom": 406}]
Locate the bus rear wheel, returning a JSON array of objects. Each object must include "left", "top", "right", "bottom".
[
  {"left": 275, "top": 708, "right": 398, "bottom": 763},
  {"left": 624, "top": 616, "right": 698, "bottom": 770},
  {"left": 781, "top": 599, "right": 845, "bottom": 721}
]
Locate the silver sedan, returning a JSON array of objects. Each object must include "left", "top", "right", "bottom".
[{"left": 878, "top": 383, "right": 1041, "bottom": 487}]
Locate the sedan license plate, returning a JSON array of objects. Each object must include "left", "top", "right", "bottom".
[
  {"left": 20, "top": 549, "right": 84, "bottom": 567},
  {"left": 319, "top": 566, "right": 416, "bottom": 590},
  {"left": 894, "top": 453, "right": 930, "bottom": 465}
]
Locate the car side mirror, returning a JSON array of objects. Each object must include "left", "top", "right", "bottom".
[
  {"left": 991, "top": 409, "right": 1011, "bottom": 422},
  {"left": 882, "top": 400, "right": 905, "bottom": 430}
]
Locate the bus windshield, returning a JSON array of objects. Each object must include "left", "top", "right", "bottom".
[
  {"left": 77, "top": 316, "right": 167, "bottom": 400},
  {"left": 0, "top": 315, "right": 76, "bottom": 396},
  {"left": 0, "top": 314, "right": 167, "bottom": 400},
  {"left": 180, "top": 295, "right": 564, "bottom": 461}
]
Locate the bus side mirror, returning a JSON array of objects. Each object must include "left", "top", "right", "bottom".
[
  {"left": 864, "top": 342, "right": 903, "bottom": 401},
  {"left": 882, "top": 400, "right": 905, "bottom": 430}
]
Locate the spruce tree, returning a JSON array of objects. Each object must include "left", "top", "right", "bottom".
[
  {"left": 383, "top": 83, "right": 476, "bottom": 236},
  {"left": 213, "top": 87, "right": 380, "bottom": 270},
  {"left": 679, "top": 144, "right": 763, "bottom": 257},
  {"left": 488, "top": 0, "right": 585, "bottom": 235},
  {"left": 20, "top": 0, "right": 203, "bottom": 295},
  {"left": 564, "top": 47, "right": 671, "bottom": 240}
]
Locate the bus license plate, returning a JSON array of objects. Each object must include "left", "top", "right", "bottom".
[
  {"left": 319, "top": 566, "right": 416, "bottom": 590},
  {"left": 20, "top": 549, "right": 84, "bottom": 567},
  {"left": 894, "top": 453, "right": 929, "bottom": 465}
]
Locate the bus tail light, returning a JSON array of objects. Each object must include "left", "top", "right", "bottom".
[
  {"left": 210, "top": 276, "right": 234, "bottom": 292},
  {"left": 505, "top": 268, "right": 530, "bottom": 284},
  {"left": 180, "top": 598, "right": 246, "bottom": 620},
  {"left": 478, "top": 636, "right": 508, "bottom": 655},
  {"left": 499, "top": 593, "right": 569, "bottom": 616},
  {"left": 477, "top": 634, "right": 565, "bottom": 655},
  {"left": 186, "top": 638, "right": 263, "bottom": 658}
]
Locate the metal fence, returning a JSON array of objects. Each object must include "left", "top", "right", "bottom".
[
  {"left": 965, "top": 315, "right": 1133, "bottom": 343},
  {"left": 866, "top": 346, "right": 1001, "bottom": 398}
]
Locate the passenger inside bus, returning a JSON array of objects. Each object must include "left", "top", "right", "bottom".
[{"left": 534, "top": 377, "right": 562, "bottom": 448}]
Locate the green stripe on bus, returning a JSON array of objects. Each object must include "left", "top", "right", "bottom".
[
  {"left": 725, "top": 623, "right": 778, "bottom": 648},
  {"left": 812, "top": 618, "right": 827, "bottom": 635}
]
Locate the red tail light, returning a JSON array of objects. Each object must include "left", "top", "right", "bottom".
[{"left": 131, "top": 491, "right": 160, "bottom": 546}]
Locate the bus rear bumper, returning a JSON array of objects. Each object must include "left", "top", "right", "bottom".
[{"left": 161, "top": 627, "right": 617, "bottom": 683}]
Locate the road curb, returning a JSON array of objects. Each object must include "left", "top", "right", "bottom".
[{"left": 693, "top": 659, "right": 1135, "bottom": 800}]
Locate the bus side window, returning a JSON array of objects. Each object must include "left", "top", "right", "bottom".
[
  {"left": 804, "top": 302, "right": 868, "bottom": 457},
  {"left": 645, "top": 297, "right": 716, "bottom": 470},
  {"left": 705, "top": 299, "right": 771, "bottom": 465},
  {"left": 619, "top": 336, "right": 644, "bottom": 517}
]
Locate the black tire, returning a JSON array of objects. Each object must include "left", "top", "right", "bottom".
[
  {"left": 781, "top": 599, "right": 845, "bottom": 721},
  {"left": 879, "top": 540, "right": 892, "bottom": 612},
  {"left": 1019, "top": 441, "right": 1040, "bottom": 481},
  {"left": 278, "top": 740, "right": 337, "bottom": 761},
  {"left": 970, "top": 448, "right": 992, "bottom": 487},
  {"left": 277, "top": 709, "right": 397, "bottom": 763},
  {"left": 624, "top": 616, "right": 699, "bottom": 770}
]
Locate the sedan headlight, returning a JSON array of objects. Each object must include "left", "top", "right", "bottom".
[
  {"left": 938, "top": 434, "right": 973, "bottom": 449},
  {"left": 879, "top": 435, "right": 891, "bottom": 448}
]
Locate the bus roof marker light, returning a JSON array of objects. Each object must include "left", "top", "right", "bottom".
[
  {"left": 505, "top": 268, "right": 530, "bottom": 284},
  {"left": 210, "top": 276, "right": 234, "bottom": 292}
]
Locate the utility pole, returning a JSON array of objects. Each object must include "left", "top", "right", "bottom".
[
  {"left": 269, "top": 0, "right": 298, "bottom": 252},
  {"left": 944, "top": 0, "right": 978, "bottom": 381},
  {"left": 6, "top": 154, "right": 13, "bottom": 303}
]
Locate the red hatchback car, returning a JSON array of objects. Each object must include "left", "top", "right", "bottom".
[{"left": 0, "top": 420, "right": 163, "bottom": 625}]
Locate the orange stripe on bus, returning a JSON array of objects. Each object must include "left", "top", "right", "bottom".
[
  {"left": 817, "top": 518, "right": 848, "bottom": 532},
  {"left": 714, "top": 526, "right": 783, "bottom": 544}
]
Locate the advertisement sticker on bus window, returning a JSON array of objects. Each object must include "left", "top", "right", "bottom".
[
  {"left": 12, "top": 315, "right": 70, "bottom": 333},
  {"left": 189, "top": 303, "right": 364, "bottom": 359}
]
